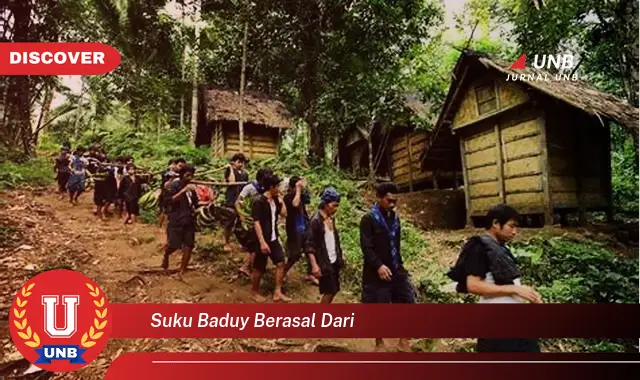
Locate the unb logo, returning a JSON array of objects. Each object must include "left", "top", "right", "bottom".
[{"left": 9, "top": 269, "right": 112, "bottom": 372}]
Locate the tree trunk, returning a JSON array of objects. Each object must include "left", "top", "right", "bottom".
[
  {"left": 238, "top": 21, "right": 248, "bottom": 154},
  {"left": 367, "top": 128, "right": 374, "bottom": 181},
  {"left": 7, "top": 0, "right": 32, "bottom": 157},
  {"left": 302, "top": 0, "right": 324, "bottom": 161},
  {"left": 179, "top": 5, "right": 188, "bottom": 129},
  {"left": 620, "top": 0, "right": 639, "bottom": 156},
  {"left": 189, "top": 0, "right": 202, "bottom": 145},
  {"left": 33, "top": 84, "right": 54, "bottom": 147},
  {"left": 74, "top": 79, "right": 86, "bottom": 140},
  {"left": 622, "top": 0, "right": 639, "bottom": 107}
]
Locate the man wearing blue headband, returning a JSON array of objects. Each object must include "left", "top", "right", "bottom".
[{"left": 306, "top": 186, "right": 344, "bottom": 303}]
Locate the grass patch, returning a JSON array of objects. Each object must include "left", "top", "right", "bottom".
[{"left": 0, "top": 157, "right": 54, "bottom": 189}]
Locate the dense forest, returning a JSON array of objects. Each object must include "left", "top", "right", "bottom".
[
  {"left": 0, "top": 0, "right": 639, "bottom": 360},
  {"left": 0, "top": 0, "right": 638, "bottom": 213}
]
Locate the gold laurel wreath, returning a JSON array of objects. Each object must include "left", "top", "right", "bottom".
[
  {"left": 81, "top": 283, "right": 109, "bottom": 348},
  {"left": 13, "top": 283, "right": 41, "bottom": 348}
]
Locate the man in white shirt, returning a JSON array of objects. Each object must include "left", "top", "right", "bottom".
[
  {"left": 448, "top": 204, "right": 543, "bottom": 352},
  {"left": 306, "top": 187, "right": 344, "bottom": 304},
  {"left": 250, "top": 174, "right": 289, "bottom": 302}
]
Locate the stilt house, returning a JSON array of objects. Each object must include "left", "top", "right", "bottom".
[
  {"left": 421, "top": 51, "right": 639, "bottom": 226},
  {"left": 195, "top": 87, "right": 293, "bottom": 159}
]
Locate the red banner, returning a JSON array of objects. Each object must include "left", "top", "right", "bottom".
[
  {"left": 0, "top": 42, "right": 121, "bottom": 75},
  {"left": 104, "top": 352, "right": 640, "bottom": 380},
  {"left": 109, "top": 303, "right": 640, "bottom": 338}
]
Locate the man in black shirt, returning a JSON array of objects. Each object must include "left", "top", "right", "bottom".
[
  {"left": 159, "top": 158, "right": 185, "bottom": 248},
  {"left": 223, "top": 153, "right": 249, "bottom": 252},
  {"left": 448, "top": 204, "right": 543, "bottom": 352},
  {"left": 360, "top": 182, "right": 415, "bottom": 352},
  {"left": 283, "top": 176, "right": 316, "bottom": 284},
  {"left": 250, "top": 174, "right": 290, "bottom": 302},
  {"left": 307, "top": 187, "right": 344, "bottom": 303},
  {"left": 162, "top": 165, "right": 199, "bottom": 278},
  {"left": 54, "top": 148, "right": 71, "bottom": 199},
  {"left": 92, "top": 153, "right": 111, "bottom": 220}
]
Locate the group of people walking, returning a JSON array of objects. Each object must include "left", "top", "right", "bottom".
[
  {"left": 164, "top": 152, "right": 543, "bottom": 352},
  {"left": 54, "top": 145, "right": 543, "bottom": 353},
  {"left": 54, "top": 144, "right": 147, "bottom": 224}
]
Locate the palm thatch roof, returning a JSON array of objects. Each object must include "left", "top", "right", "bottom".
[
  {"left": 199, "top": 87, "right": 293, "bottom": 129},
  {"left": 421, "top": 50, "right": 639, "bottom": 169},
  {"left": 478, "top": 55, "right": 639, "bottom": 132}
]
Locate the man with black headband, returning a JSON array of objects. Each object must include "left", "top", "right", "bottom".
[
  {"left": 360, "top": 182, "right": 415, "bottom": 352},
  {"left": 223, "top": 153, "right": 249, "bottom": 252},
  {"left": 162, "top": 164, "right": 199, "bottom": 277},
  {"left": 159, "top": 158, "right": 185, "bottom": 248},
  {"left": 54, "top": 147, "right": 71, "bottom": 199},
  {"left": 250, "top": 173, "right": 290, "bottom": 302},
  {"left": 306, "top": 186, "right": 344, "bottom": 303},
  {"left": 236, "top": 167, "right": 273, "bottom": 277},
  {"left": 448, "top": 204, "right": 543, "bottom": 352}
]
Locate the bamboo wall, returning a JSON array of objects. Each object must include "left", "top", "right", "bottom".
[
  {"left": 390, "top": 130, "right": 429, "bottom": 187},
  {"left": 210, "top": 121, "right": 280, "bottom": 159},
  {"left": 461, "top": 107, "right": 547, "bottom": 217},
  {"left": 453, "top": 78, "right": 530, "bottom": 130},
  {"left": 545, "top": 107, "right": 610, "bottom": 211},
  {"left": 458, "top": 100, "right": 612, "bottom": 224}
]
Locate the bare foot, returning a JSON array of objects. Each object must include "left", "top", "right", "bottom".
[
  {"left": 239, "top": 267, "right": 251, "bottom": 277},
  {"left": 273, "top": 293, "right": 292, "bottom": 303},
  {"left": 305, "top": 275, "right": 319, "bottom": 286},
  {"left": 223, "top": 244, "right": 233, "bottom": 253},
  {"left": 251, "top": 292, "right": 267, "bottom": 303}
]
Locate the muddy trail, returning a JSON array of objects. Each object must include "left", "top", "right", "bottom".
[
  {"left": 0, "top": 188, "right": 383, "bottom": 380},
  {"left": 1, "top": 187, "right": 637, "bottom": 379}
]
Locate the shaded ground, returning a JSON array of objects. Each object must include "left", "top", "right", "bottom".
[
  {"left": 0, "top": 188, "right": 380, "bottom": 379},
  {"left": 1, "top": 187, "right": 637, "bottom": 379}
]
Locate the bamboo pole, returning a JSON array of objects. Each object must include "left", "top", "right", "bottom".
[{"left": 192, "top": 180, "right": 249, "bottom": 187}]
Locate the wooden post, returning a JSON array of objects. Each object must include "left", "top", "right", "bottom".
[
  {"left": 248, "top": 133, "right": 254, "bottom": 159},
  {"left": 387, "top": 135, "right": 394, "bottom": 182},
  {"left": 459, "top": 137, "right": 472, "bottom": 227},
  {"left": 537, "top": 115, "right": 553, "bottom": 225},
  {"left": 603, "top": 122, "right": 614, "bottom": 223},
  {"left": 575, "top": 117, "right": 587, "bottom": 226},
  {"left": 406, "top": 133, "right": 414, "bottom": 191},
  {"left": 432, "top": 170, "right": 439, "bottom": 189},
  {"left": 494, "top": 124, "right": 505, "bottom": 203},
  {"left": 367, "top": 123, "right": 375, "bottom": 180}
]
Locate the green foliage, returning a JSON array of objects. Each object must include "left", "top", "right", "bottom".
[
  {"left": 0, "top": 157, "right": 54, "bottom": 190},
  {"left": 76, "top": 122, "right": 213, "bottom": 172},
  {"left": 511, "top": 237, "right": 639, "bottom": 304},
  {"left": 610, "top": 123, "right": 639, "bottom": 215}
]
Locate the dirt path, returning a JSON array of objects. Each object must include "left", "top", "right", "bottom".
[{"left": 0, "top": 188, "right": 376, "bottom": 380}]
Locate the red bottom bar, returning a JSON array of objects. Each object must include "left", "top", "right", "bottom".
[{"left": 105, "top": 353, "right": 640, "bottom": 380}]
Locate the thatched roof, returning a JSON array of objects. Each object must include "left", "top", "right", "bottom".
[
  {"left": 200, "top": 87, "right": 293, "bottom": 129},
  {"left": 421, "top": 51, "right": 639, "bottom": 169},
  {"left": 340, "top": 93, "right": 433, "bottom": 145},
  {"left": 477, "top": 55, "right": 639, "bottom": 132}
]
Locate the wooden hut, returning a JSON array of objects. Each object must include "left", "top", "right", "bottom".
[
  {"left": 195, "top": 87, "right": 293, "bottom": 159},
  {"left": 421, "top": 51, "right": 639, "bottom": 226},
  {"left": 337, "top": 94, "right": 462, "bottom": 191}
]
